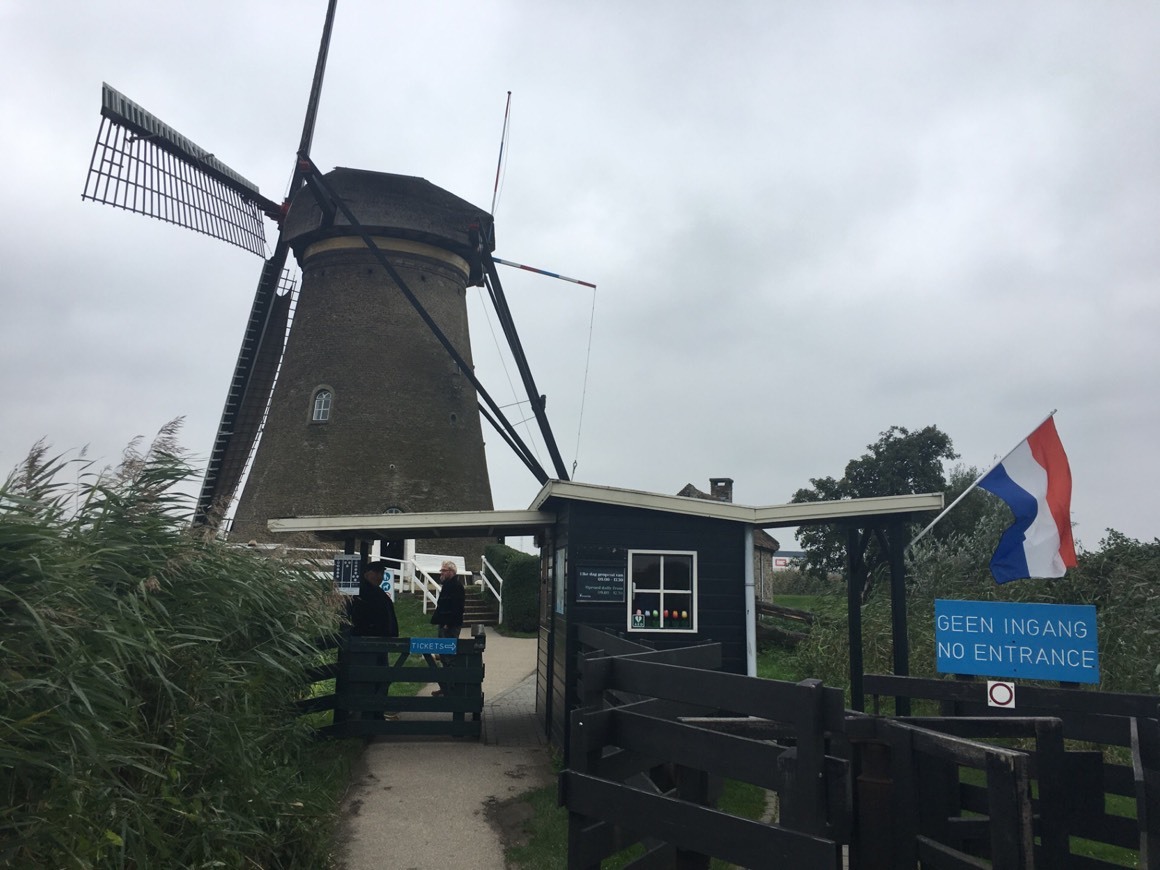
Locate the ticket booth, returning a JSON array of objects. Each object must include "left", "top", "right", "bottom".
[
  {"left": 532, "top": 482, "right": 763, "bottom": 749},
  {"left": 529, "top": 481, "right": 943, "bottom": 751}
]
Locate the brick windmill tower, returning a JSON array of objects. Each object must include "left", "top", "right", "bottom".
[
  {"left": 81, "top": 1, "right": 569, "bottom": 555},
  {"left": 229, "top": 169, "right": 497, "bottom": 548}
]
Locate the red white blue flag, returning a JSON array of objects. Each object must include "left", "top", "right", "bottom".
[{"left": 978, "top": 417, "right": 1077, "bottom": 583}]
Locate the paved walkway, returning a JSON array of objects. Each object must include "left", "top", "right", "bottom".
[{"left": 334, "top": 628, "right": 552, "bottom": 869}]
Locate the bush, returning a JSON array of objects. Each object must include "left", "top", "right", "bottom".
[
  {"left": 502, "top": 554, "right": 540, "bottom": 633},
  {"left": 484, "top": 541, "right": 525, "bottom": 578},
  {"left": 766, "top": 566, "right": 841, "bottom": 597},
  {"left": 0, "top": 427, "right": 347, "bottom": 868},
  {"left": 484, "top": 543, "right": 540, "bottom": 633}
]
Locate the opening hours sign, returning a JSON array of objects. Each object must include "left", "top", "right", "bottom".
[{"left": 934, "top": 599, "right": 1100, "bottom": 684}]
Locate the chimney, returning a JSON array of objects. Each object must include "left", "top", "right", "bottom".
[{"left": 709, "top": 477, "right": 734, "bottom": 503}]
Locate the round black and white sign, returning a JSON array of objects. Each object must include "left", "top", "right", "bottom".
[{"left": 987, "top": 680, "right": 1015, "bottom": 708}]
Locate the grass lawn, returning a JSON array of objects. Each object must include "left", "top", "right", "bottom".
[{"left": 504, "top": 776, "right": 770, "bottom": 870}]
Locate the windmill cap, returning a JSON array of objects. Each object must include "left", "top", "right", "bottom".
[{"left": 284, "top": 168, "right": 495, "bottom": 263}]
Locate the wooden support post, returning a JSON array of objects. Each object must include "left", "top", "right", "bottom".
[
  {"left": 985, "top": 750, "right": 1034, "bottom": 869},
  {"left": 847, "top": 526, "right": 865, "bottom": 712},
  {"left": 673, "top": 764, "right": 711, "bottom": 870},
  {"left": 853, "top": 733, "right": 894, "bottom": 870},
  {"left": 886, "top": 520, "right": 910, "bottom": 717},
  {"left": 1034, "top": 717, "right": 1070, "bottom": 867},
  {"left": 1133, "top": 715, "right": 1160, "bottom": 869}
]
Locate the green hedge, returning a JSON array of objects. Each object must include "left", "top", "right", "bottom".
[
  {"left": 485, "top": 543, "right": 539, "bottom": 633},
  {"left": 0, "top": 431, "right": 348, "bottom": 868}
]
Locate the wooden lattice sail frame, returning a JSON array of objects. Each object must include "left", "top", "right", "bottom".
[{"left": 82, "top": 83, "right": 278, "bottom": 257}]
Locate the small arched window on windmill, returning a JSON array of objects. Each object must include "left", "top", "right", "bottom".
[{"left": 311, "top": 387, "right": 333, "bottom": 423}]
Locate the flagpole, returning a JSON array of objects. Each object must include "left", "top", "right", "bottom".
[{"left": 907, "top": 409, "right": 1057, "bottom": 551}]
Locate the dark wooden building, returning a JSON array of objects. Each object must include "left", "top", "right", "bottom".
[{"left": 268, "top": 481, "right": 943, "bottom": 749}]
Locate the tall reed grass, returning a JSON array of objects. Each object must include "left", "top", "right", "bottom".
[{"left": 1, "top": 425, "right": 350, "bottom": 868}]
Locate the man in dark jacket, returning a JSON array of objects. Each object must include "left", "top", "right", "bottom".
[
  {"left": 352, "top": 560, "right": 399, "bottom": 637},
  {"left": 430, "top": 560, "right": 465, "bottom": 639},
  {"left": 430, "top": 560, "right": 465, "bottom": 696},
  {"left": 350, "top": 560, "right": 400, "bottom": 720}
]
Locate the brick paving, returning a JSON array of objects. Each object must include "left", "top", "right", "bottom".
[{"left": 482, "top": 671, "right": 546, "bottom": 747}]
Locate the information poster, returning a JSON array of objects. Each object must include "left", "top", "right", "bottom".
[
  {"left": 333, "top": 554, "right": 361, "bottom": 591},
  {"left": 575, "top": 565, "right": 626, "bottom": 603}
]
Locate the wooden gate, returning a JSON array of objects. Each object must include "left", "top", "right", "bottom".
[
  {"left": 560, "top": 630, "right": 1159, "bottom": 868},
  {"left": 865, "top": 673, "right": 1160, "bottom": 868},
  {"left": 299, "top": 628, "right": 485, "bottom": 738},
  {"left": 561, "top": 627, "right": 846, "bottom": 868}
]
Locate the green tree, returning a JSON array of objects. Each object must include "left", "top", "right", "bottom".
[{"left": 791, "top": 425, "right": 959, "bottom": 579}]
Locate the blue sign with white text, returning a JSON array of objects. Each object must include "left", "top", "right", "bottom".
[
  {"left": 409, "top": 637, "right": 459, "bottom": 656},
  {"left": 934, "top": 599, "right": 1099, "bottom": 684}
]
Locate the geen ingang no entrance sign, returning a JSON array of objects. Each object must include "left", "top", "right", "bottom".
[{"left": 934, "top": 599, "right": 1099, "bottom": 684}]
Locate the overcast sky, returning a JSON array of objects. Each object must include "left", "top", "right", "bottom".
[{"left": 1, "top": 1, "right": 1157, "bottom": 552}]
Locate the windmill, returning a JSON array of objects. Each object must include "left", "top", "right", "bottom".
[{"left": 81, "top": 0, "right": 574, "bottom": 551}]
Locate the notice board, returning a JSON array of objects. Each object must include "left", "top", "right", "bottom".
[{"left": 575, "top": 565, "right": 626, "bottom": 603}]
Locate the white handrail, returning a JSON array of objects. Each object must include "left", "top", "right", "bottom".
[
  {"left": 356, "top": 554, "right": 440, "bottom": 609},
  {"left": 479, "top": 554, "right": 505, "bottom": 625},
  {"left": 412, "top": 564, "right": 441, "bottom": 612}
]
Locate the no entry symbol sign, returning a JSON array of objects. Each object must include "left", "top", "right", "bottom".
[{"left": 987, "top": 680, "right": 1016, "bottom": 709}]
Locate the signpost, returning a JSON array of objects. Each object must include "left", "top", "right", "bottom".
[{"left": 935, "top": 599, "right": 1099, "bottom": 685}]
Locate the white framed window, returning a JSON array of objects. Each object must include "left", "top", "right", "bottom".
[
  {"left": 627, "top": 550, "right": 697, "bottom": 633},
  {"left": 311, "top": 388, "right": 333, "bottom": 422}
]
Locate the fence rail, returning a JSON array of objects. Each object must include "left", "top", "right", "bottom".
[
  {"left": 563, "top": 627, "right": 846, "bottom": 868},
  {"left": 299, "top": 627, "right": 486, "bottom": 739},
  {"left": 560, "top": 632, "right": 1160, "bottom": 868},
  {"left": 865, "top": 672, "right": 1160, "bottom": 868}
]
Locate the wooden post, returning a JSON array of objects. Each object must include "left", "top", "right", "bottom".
[
  {"left": 853, "top": 733, "right": 894, "bottom": 870},
  {"left": 1132, "top": 715, "right": 1160, "bottom": 868},
  {"left": 886, "top": 520, "right": 910, "bottom": 717},
  {"left": 848, "top": 526, "right": 865, "bottom": 712}
]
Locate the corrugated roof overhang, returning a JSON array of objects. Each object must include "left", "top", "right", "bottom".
[
  {"left": 267, "top": 509, "right": 554, "bottom": 541},
  {"left": 265, "top": 483, "right": 943, "bottom": 541},
  {"left": 530, "top": 480, "right": 944, "bottom": 528}
]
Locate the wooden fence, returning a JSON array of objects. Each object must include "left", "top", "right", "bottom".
[
  {"left": 559, "top": 629, "right": 1160, "bottom": 868},
  {"left": 865, "top": 673, "right": 1160, "bottom": 869},
  {"left": 562, "top": 626, "right": 846, "bottom": 868},
  {"left": 298, "top": 626, "right": 486, "bottom": 739},
  {"left": 846, "top": 713, "right": 1038, "bottom": 868}
]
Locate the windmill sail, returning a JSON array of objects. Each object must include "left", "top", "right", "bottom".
[
  {"left": 196, "top": 0, "right": 338, "bottom": 527},
  {"left": 82, "top": 83, "right": 279, "bottom": 256},
  {"left": 196, "top": 261, "right": 295, "bottom": 526}
]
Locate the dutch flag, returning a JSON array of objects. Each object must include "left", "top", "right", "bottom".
[{"left": 979, "top": 416, "right": 1077, "bottom": 583}]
